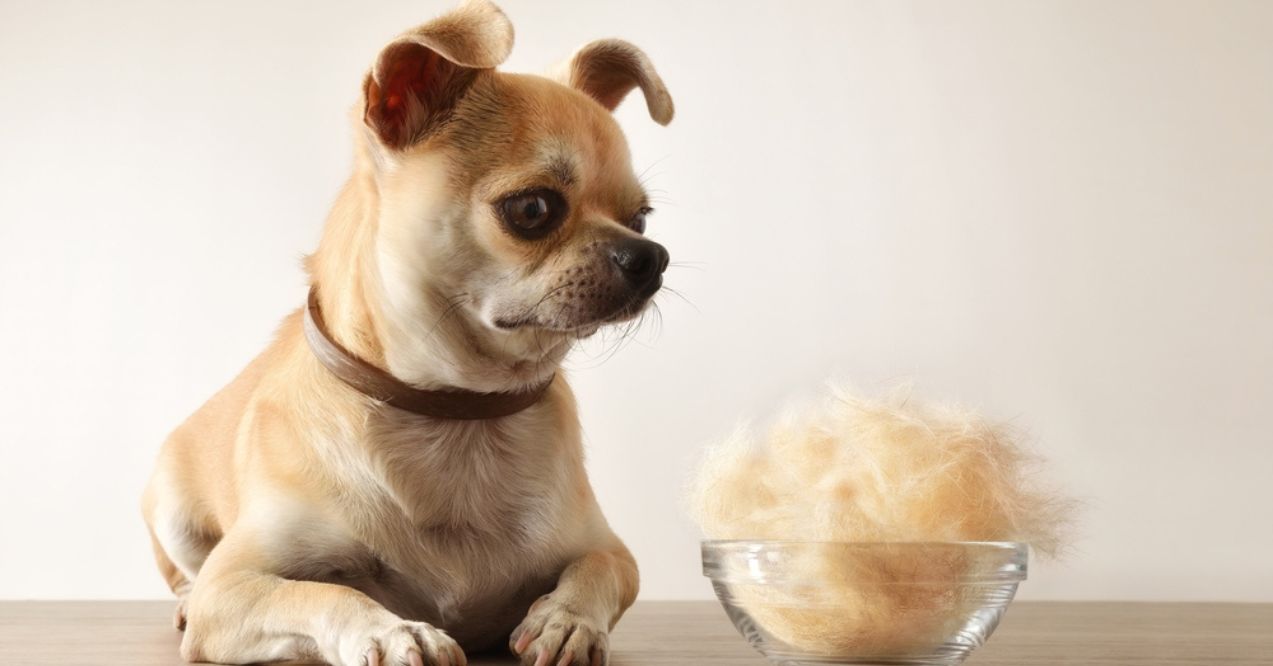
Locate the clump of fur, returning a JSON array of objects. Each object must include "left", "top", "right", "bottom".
[
  {"left": 689, "top": 384, "right": 1073, "bottom": 655},
  {"left": 690, "top": 384, "right": 1071, "bottom": 551}
]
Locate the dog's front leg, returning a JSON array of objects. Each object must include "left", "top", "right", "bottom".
[
  {"left": 509, "top": 544, "right": 639, "bottom": 666},
  {"left": 181, "top": 528, "right": 465, "bottom": 666}
]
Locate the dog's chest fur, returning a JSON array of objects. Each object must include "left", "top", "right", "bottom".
[{"left": 306, "top": 403, "right": 587, "bottom": 644}]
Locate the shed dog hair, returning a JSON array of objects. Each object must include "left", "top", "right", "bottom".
[{"left": 141, "top": 2, "right": 673, "bottom": 664}]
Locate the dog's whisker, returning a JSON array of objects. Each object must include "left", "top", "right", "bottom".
[
  {"left": 591, "top": 311, "right": 646, "bottom": 365},
  {"left": 424, "top": 292, "right": 471, "bottom": 341},
  {"left": 567, "top": 313, "right": 639, "bottom": 370},
  {"left": 657, "top": 286, "right": 699, "bottom": 313},
  {"left": 636, "top": 154, "right": 672, "bottom": 184},
  {"left": 643, "top": 190, "right": 674, "bottom": 205},
  {"left": 648, "top": 301, "right": 664, "bottom": 340}
]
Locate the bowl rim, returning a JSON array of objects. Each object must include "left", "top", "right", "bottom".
[
  {"left": 700, "top": 540, "right": 1029, "bottom": 584},
  {"left": 701, "top": 539, "right": 1028, "bottom": 548}
]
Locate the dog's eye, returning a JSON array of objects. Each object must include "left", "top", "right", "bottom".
[
  {"left": 498, "top": 189, "right": 567, "bottom": 239},
  {"left": 629, "top": 206, "right": 652, "bottom": 234}
]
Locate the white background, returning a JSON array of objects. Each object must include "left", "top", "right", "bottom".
[{"left": 2, "top": 0, "right": 1271, "bottom": 602}]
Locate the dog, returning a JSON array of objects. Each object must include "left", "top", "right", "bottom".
[{"left": 140, "top": 1, "right": 673, "bottom": 664}]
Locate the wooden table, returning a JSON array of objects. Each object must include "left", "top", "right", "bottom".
[{"left": 1, "top": 601, "right": 1269, "bottom": 665}]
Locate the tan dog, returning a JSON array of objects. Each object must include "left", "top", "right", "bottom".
[{"left": 140, "top": 1, "right": 673, "bottom": 664}]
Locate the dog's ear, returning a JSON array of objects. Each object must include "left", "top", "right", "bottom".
[
  {"left": 551, "top": 39, "right": 674, "bottom": 126},
  {"left": 363, "top": 0, "right": 514, "bottom": 149}
]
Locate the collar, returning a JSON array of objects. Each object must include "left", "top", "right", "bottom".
[{"left": 302, "top": 287, "right": 554, "bottom": 420}]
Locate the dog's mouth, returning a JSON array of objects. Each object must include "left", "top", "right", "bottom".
[
  {"left": 493, "top": 278, "right": 662, "bottom": 334},
  {"left": 608, "top": 276, "right": 663, "bottom": 320}
]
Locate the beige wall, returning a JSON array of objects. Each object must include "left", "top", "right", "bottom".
[{"left": 1, "top": 0, "right": 1270, "bottom": 601}]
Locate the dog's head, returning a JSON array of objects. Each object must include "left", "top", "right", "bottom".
[{"left": 354, "top": 0, "right": 672, "bottom": 383}]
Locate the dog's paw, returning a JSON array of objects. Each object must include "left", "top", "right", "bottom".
[
  {"left": 509, "top": 595, "right": 609, "bottom": 666},
  {"left": 339, "top": 618, "right": 466, "bottom": 666}
]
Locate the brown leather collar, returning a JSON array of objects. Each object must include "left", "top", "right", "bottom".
[{"left": 303, "top": 287, "right": 554, "bottom": 420}]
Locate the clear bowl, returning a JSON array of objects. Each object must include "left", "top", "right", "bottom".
[{"left": 702, "top": 541, "right": 1027, "bottom": 666}]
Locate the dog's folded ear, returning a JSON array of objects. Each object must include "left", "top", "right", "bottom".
[
  {"left": 363, "top": 0, "right": 514, "bottom": 150},
  {"left": 551, "top": 39, "right": 674, "bottom": 126}
]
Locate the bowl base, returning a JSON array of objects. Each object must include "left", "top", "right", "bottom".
[{"left": 768, "top": 657, "right": 968, "bottom": 666}]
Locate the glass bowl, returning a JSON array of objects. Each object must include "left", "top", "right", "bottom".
[{"left": 702, "top": 540, "right": 1027, "bottom": 665}]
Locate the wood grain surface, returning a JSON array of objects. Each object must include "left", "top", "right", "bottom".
[{"left": 1, "top": 601, "right": 1269, "bottom": 665}]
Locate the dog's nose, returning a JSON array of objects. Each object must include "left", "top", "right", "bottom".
[{"left": 610, "top": 238, "right": 669, "bottom": 289}]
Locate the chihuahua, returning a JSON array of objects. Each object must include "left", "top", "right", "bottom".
[{"left": 140, "top": 1, "right": 673, "bottom": 664}]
